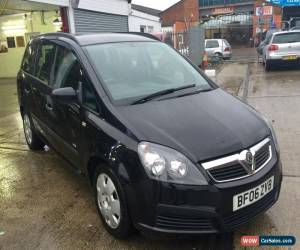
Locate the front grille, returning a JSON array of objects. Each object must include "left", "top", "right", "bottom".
[
  {"left": 209, "top": 164, "right": 248, "bottom": 181},
  {"left": 224, "top": 189, "right": 277, "bottom": 229},
  {"left": 255, "top": 144, "right": 271, "bottom": 170},
  {"left": 156, "top": 215, "right": 215, "bottom": 231},
  {"left": 202, "top": 138, "right": 272, "bottom": 182}
]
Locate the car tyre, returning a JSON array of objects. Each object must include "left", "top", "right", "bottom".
[
  {"left": 215, "top": 52, "right": 223, "bottom": 62},
  {"left": 265, "top": 60, "right": 272, "bottom": 71},
  {"left": 22, "top": 111, "right": 45, "bottom": 150},
  {"left": 93, "top": 164, "right": 133, "bottom": 239}
]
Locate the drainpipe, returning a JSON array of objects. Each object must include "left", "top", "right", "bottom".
[
  {"left": 60, "top": 7, "right": 69, "bottom": 32},
  {"left": 67, "top": 0, "right": 76, "bottom": 34}
]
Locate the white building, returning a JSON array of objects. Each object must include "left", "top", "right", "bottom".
[
  {"left": 29, "top": 0, "right": 131, "bottom": 33},
  {"left": 128, "top": 4, "right": 161, "bottom": 33},
  {"left": 0, "top": 0, "right": 131, "bottom": 78}
]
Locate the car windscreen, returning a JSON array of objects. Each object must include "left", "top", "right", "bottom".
[
  {"left": 85, "top": 42, "right": 212, "bottom": 105},
  {"left": 273, "top": 33, "right": 300, "bottom": 44}
]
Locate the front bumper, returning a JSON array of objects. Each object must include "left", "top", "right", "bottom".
[{"left": 128, "top": 156, "right": 282, "bottom": 236}]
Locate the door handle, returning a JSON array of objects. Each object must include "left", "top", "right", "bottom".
[
  {"left": 24, "top": 88, "right": 30, "bottom": 94},
  {"left": 45, "top": 103, "right": 53, "bottom": 111}
]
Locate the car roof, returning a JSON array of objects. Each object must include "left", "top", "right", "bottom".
[
  {"left": 272, "top": 30, "right": 300, "bottom": 36},
  {"left": 33, "top": 32, "right": 158, "bottom": 46},
  {"left": 205, "top": 39, "right": 225, "bottom": 41}
]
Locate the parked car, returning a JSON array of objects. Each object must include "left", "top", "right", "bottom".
[
  {"left": 257, "top": 29, "right": 281, "bottom": 55},
  {"left": 18, "top": 33, "right": 282, "bottom": 239},
  {"left": 263, "top": 30, "right": 300, "bottom": 71},
  {"left": 290, "top": 26, "right": 300, "bottom": 31},
  {"left": 205, "top": 39, "right": 232, "bottom": 60},
  {"left": 289, "top": 17, "right": 300, "bottom": 30}
]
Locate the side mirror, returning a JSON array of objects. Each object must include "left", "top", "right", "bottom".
[{"left": 52, "top": 87, "right": 77, "bottom": 101}]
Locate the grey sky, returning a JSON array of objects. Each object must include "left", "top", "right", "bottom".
[{"left": 132, "top": 0, "right": 180, "bottom": 11}]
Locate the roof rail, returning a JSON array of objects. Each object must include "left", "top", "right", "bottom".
[
  {"left": 118, "top": 32, "right": 161, "bottom": 41},
  {"left": 35, "top": 32, "right": 79, "bottom": 43}
]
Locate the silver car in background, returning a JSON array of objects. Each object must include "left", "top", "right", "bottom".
[
  {"left": 263, "top": 31, "right": 300, "bottom": 71},
  {"left": 205, "top": 39, "right": 232, "bottom": 60}
]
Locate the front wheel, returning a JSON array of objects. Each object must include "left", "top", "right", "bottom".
[
  {"left": 94, "top": 165, "right": 133, "bottom": 238},
  {"left": 23, "top": 112, "right": 45, "bottom": 150}
]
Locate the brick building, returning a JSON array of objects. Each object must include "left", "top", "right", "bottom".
[
  {"left": 253, "top": 0, "right": 282, "bottom": 43},
  {"left": 160, "top": 0, "right": 199, "bottom": 32}
]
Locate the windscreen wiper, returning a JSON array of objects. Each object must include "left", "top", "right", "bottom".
[{"left": 132, "top": 84, "right": 196, "bottom": 105}]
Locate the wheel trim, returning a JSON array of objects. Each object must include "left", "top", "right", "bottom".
[
  {"left": 23, "top": 115, "right": 33, "bottom": 145},
  {"left": 96, "top": 173, "right": 121, "bottom": 229}
]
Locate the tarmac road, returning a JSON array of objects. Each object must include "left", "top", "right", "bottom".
[{"left": 0, "top": 63, "right": 300, "bottom": 249}]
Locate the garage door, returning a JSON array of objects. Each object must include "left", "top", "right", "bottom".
[{"left": 74, "top": 9, "right": 129, "bottom": 33}]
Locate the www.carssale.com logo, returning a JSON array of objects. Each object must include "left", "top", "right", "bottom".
[{"left": 241, "top": 235, "right": 296, "bottom": 247}]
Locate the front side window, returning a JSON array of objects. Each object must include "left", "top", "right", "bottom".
[
  {"left": 52, "top": 45, "right": 98, "bottom": 111},
  {"left": 206, "top": 40, "right": 219, "bottom": 48},
  {"left": 85, "top": 42, "right": 212, "bottom": 105},
  {"left": 82, "top": 79, "right": 99, "bottom": 112},
  {"left": 52, "top": 46, "right": 77, "bottom": 89},
  {"left": 35, "top": 42, "right": 56, "bottom": 84}
]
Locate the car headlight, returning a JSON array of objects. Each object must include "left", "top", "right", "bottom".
[
  {"left": 262, "top": 115, "right": 280, "bottom": 153},
  {"left": 138, "top": 142, "right": 208, "bottom": 185}
]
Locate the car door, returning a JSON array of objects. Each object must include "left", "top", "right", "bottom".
[
  {"left": 263, "top": 35, "right": 272, "bottom": 58},
  {"left": 205, "top": 40, "right": 220, "bottom": 57},
  {"left": 44, "top": 43, "right": 84, "bottom": 169},
  {"left": 18, "top": 41, "right": 39, "bottom": 118},
  {"left": 29, "top": 40, "right": 56, "bottom": 139}
]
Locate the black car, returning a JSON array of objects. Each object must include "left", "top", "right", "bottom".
[{"left": 17, "top": 33, "right": 282, "bottom": 239}]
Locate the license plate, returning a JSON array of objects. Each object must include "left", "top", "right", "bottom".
[
  {"left": 282, "top": 55, "right": 297, "bottom": 60},
  {"left": 233, "top": 176, "right": 274, "bottom": 211}
]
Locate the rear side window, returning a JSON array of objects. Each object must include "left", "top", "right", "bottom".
[
  {"left": 35, "top": 42, "right": 56, "bottom": 84},
  {"left": 273, "top": 33, "right": 300, "bottom": 44},
  {"left": 22, "top": 42, "right": 37, "bottom": 74},
  {"left": 223, "top": 40, "right": 230, "bottom": 47},
  {"left": 206, "top": 40, "right": 219, "bottom": 48}
]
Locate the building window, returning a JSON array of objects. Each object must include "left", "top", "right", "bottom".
[
  {"left": 6, "top": 37, "right": 16, "bottom": 48},
  {"left": 148, "top": 26, "right": 154, "bottom": 33},
  {"left": 140, "top": 25, "right": 146, "bottom": 33},
  {"left": 199, "top": 0, "right": 250, "bottom": 7},
  {"left": 16, "top": 36, "right": 25, "bottom": 47}
]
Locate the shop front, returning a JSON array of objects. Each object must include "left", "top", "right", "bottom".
[{"left": 253, "top": 1, "right": 282, "bottom": 45}]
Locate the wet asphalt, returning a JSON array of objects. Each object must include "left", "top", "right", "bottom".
[{"left": 0, "top": 64, "right": 300, "bottom": 250}]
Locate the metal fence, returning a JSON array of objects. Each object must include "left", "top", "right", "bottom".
[
  {"left": 162, "top": 26, "right": 205, "bottom": 66},
  {"left": 204, "top": 24, "right": 254, "bottom": 48}
]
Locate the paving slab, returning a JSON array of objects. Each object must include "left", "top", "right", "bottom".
[{"left": 216, "top": 63, "right": 248, "bottom": 95}]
